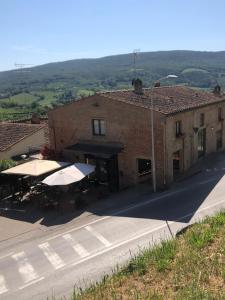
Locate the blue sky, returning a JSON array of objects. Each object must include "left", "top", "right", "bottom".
[{"left": 1, "top": 0, "right": 225, "bottom": 71}]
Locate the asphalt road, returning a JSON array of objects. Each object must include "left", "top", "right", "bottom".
[{"left": 1, "top": 166, "right": 225, "bottom": 299}]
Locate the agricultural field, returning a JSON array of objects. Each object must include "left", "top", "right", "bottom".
[{"left": 0, "top": 90, "right": 61, "bottom": 120}]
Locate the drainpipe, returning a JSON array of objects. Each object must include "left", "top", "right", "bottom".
[
  {"left": 53, "top": 126, "right": 57, "bottom": 151},
  {"left": 182, "top": 136, "right": 185, "bottom": 173},
  {"left": 163, "top": 117, "right": 167, "bottom": 187},
  {"left": 50, "top": 116, "right": 57, "bottom": 151}
]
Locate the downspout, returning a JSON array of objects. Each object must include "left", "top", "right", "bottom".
[
  {"left": 53, "top": 126, "right": 57, "bottom": 151},
  {"left": 50, "top": 116, "right": 57, "bottom": 151},
  {"left": 163, "top": 116, "right": 167, "bottom": 187},
  {"left": 182, "top": 136, "right": 185, "bottom": 172}
]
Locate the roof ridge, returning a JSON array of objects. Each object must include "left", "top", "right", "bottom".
[
  {"left": 0, "top": 122, "right": 45, "bottom": 127},
  {"left": 98, "top": 85, "right": 191, "bottom": 94},
  {"left": 98, "top": 86, "right": 225, "bottom": 115},
  {"left": 144, "top": 85, "right": 189, "bottom": 90},
  {"left": 98, "top": 88, "right": 132, "bottom": 94}
]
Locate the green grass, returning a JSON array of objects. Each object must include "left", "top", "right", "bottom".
[
  {"left": 0, "top": 91, "right": 60, "bottom": 108},
  {"left": 0, "top": 90, "right": 60, "bottom": 120},
  {"left": 123, "top": 239, "right": 177, "bottom": 276},
  {"left": 76, "top": 89, "right": 94, "bottom": 97},
  {"left": 0, "top": 92, "right": 38, "bottom": 106},
  {"left": 0, "top": 107, "right": 31, "bottom": 120},
  {"left": 69, "top": 211, "right": 225, "bottom": 300},
  {"left": 32, "top": 90, "right": 59, "bottom": 106},
  {"left": 0, "top": 107, "right": 27, "bottom": 114}
]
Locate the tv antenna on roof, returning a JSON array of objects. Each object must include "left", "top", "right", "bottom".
[
  {"left": 14, "top": 63, "right": 33, "bottom": 73},
  {"left": 133, "top": 49, "right": 140, "bottom": 78}
]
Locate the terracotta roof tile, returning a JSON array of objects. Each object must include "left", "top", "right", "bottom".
[
  {"left": 98, "top": 86, "right": 225, "bottom": 115},
  {"left": 0, "top": 123, "right": 45, "bottom": 152}
]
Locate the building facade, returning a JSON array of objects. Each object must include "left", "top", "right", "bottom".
[
  {"left": 0, "top": 123, "right": 46, "bottom": 160},
  {"left": 165, "top": 103, "right": 225, "bottom": 185},
  {"left": 48, "top": 83, "right": 225, "bottom": 191}
]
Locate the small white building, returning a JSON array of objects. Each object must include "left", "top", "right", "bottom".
[{"left": 0, "top": 122, "right": 46, "bottom": 160}]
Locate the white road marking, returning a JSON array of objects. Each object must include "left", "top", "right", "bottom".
[
  {"left": 44, "top": 188, "right": 187, "bottom": 242},
  {"left": 19, "top": 276, "right": 44, "bottom": 290},
  {"left": 45, "top": 216, "right": 110, "bottom": 242},
  {"left": 44, "top": 175, "right": 219, "bottom": 244},
  {"left": 85, "top": 225, "right": 111, "bottom": 247},
  {"left": 71, "top": 223, "right": 173, "bottom": 268},
  {"left": 0, "top": 252, "right": 14, "bottom": 261},
  {"left": 12, "top": 251, "right": 38, "bottom": 283},
  {"left": 199, "top": 178, "right": 218, "bottom": 185},
  {"left": 0, "top": 274, "right": 8, "bottom": 295},
  {"left": 0, "top": 176, "right": 222, "bottom": 294},
  {"left": 65, "top": 196, "right": 225, "bottom": 269},
  {"left": 63, "top": 234, "right": 89, "bottom": 258},
  {"left": 39, "top": 242, "right": 65, "bottom": 270}
]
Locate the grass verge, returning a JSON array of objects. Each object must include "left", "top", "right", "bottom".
[{"left": 71, "top": 211, "right": 225, "bottom": 300}]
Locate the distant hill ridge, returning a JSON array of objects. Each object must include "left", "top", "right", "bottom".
[{"left": 0, "top": 50, "right": 225, "bottom": 106}]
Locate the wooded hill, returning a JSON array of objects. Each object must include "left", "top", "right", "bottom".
[
  {"left": 0, "top": 50, "right": 225, "bottom": 120},
  {"left": 1, "top": 50, "right": 225, "bottom": 93}
]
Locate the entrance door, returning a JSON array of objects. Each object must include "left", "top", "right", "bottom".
[
  {"left": 85, "top": 154, "right": 119, "bottom": 192},
  {"left": 107, "top": 155, "right": 119, "bottom": 192},
  {"left": 97, "top": 159, "right": 108, "bottom": 184},
  {"left": 173, "top": 150, "right": 181, "bottom": 179}
]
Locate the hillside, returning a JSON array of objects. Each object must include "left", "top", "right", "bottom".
[
  {"left": 1, "top": 50, "right": 225, "bottom": 120},
  {"left": 1, "top": 50, "right": 225, "bottom": 93}
]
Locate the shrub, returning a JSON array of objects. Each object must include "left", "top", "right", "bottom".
[{"left": 0, "top": 159, "right": 17, "bottom": 171}]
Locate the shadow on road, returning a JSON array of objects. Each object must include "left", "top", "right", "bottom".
[
  {"left": 87, "top": 174, "right": 224, "bottom": 224},
  {"left": 0, "top": 171, "right": 224, "bottom": 228}
]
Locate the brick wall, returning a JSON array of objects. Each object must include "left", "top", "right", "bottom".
[
  {"left": 48, "top": 94, "right": 225, "bottom": 190},
  {"left": 48, "top": 95, "right": 165, "bottom": 188}
]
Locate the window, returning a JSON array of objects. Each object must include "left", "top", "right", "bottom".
[
  {"left": 175, "top": 121, "right": 182, "bottom": 137},
  {"left": 92, "top": 119, "right": 105, "bottom": 136},
  {"left": 200, "top": 113, "right": 204, "bottom": 127},
  {"left": 198, "top": 128, "right": 206, "bottom": 158},
  {"left": 216, "top": 130, "right": 223, "bottom": 150},
  {"left": 137, "top": 159, "right": 151, "bottom": 176},
  {"left": 218, "top": 107, "right": 223, "bottom": 121}
]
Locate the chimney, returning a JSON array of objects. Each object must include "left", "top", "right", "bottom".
[
  {"left": 132, "top": 78, "right": 143, "bottom": 94},
  {"left": 213, "top": 84, "right": 221, "bottom": 96},
  {"left": 31, "top": 113, "right": 40, "bottom": 124},
  {"left": 154, "top": 81, "right": 161, "bottom": 87}
]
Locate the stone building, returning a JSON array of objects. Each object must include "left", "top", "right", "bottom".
[{"left": 48, "top": 81, "right": 225, "bottom": 191}]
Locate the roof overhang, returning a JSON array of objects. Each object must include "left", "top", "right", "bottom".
[{"left": 65, "top": 142, "right": 124, "bottom": 159}]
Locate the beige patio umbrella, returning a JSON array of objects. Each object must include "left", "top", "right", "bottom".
[
  {"left": 42, "top": 163, "right": 95, "bottom": 186},
  {"left": 1, "top": 160, "right": 70, "bottom": 176}
]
